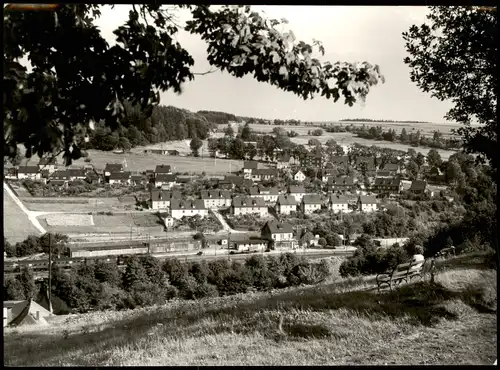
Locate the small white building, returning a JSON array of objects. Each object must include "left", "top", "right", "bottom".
[
  {"left": 328, "top": 194, "right": 349, "bottom": 213},
  {"left": 231, "top": 196, "right": 268, "bottom": 217},
  {"left": 249, "top": 186, "right": 280, "bottom": 204},
  {"left": 301, "top": 194, "right": 322, "bottom": 214},
  {"left": 155, "top": 174, "right": 177, "bottom": 189},
  {"left": 150, "top": 190, "right": 181, "bottom": 210},
  {"left": 243, "top": 161, "right": 258, "bottom": 179},
  {"left": 293, "top": 170, "right": 306, "bottom": 182},
  {"left": 170, "top": 199, "right": 208, "bottom": 219},
  {"left": 38, "top": 157, "right": 57, "bottom": 174},
  {"left": 200, "top": 189, "right": 232, "bottom": 209},
  {"left": 275, "top": 194, "right": 298, "bottom": 215},
  {"left": 109, "top": 171, "right": 131, "bottom": 185},
  {"left": 17, "top": 166, "right": 41, "bottom": 181},
  {"left": 357, "top": 195, "right": 378, "bottom": 213},
  {"left": 288, "top": 185, "right": 306, "bottom": 203}
]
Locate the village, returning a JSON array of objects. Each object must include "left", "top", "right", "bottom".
[{"left": 4, "top": 138, "right": 448, "bottom": 259}]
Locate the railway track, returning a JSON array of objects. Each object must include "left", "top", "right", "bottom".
[{"left": 4, "top": 250, "right": 354, "bottom": 276}]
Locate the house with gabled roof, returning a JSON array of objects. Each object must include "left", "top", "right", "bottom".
[
  {"left": 109, "top": 171, "right": 131, "bottom": 185},
  {"left": 50, "top": 170, "right": 71, "bottom": 182},
  {"left": 293, "top": 170, "right": 306, "bottom": 182},
  {"left": 288, "top": 185, "right": 306, "bottom": 203},
  {"left": 231, "top": 196, "right": 268, "bottom": 217},
  {"left": 261, "top": 220, "right": 296, "bottom": 250},
  {"left": 372, "top": 176, "right": 403, "bottom": 194},
  {"left": 150, "top": 189, "right": 181, "bottom": 210},
  {"left": 104, "top": 163, "right": 123, "bottom": 177},
  {"left": 275, "top": 194, "right": 298, "bottom": 215},
  {"left": 85, "top": 171, "right": 102, "bottom": 185},
  {"left": 357, "top": 195, "right": 378, "bottom": 213},
  {"left": 381, "top": 162, "right": 401, "bottom": 175},
  {"left": 200, "top": 189, "right": 232, "bottom": 208},
  {"left": 301, "top": 194, "right": 322, "bottom": 214},
  {"left": 155, "top": 174, "right": 177, "bottom": 189},
  {"left": 68, "top": 168, "right": 87, "bottom": 181},
  {"left": 328, "top": 194, "right": 350, "bottom": 213},
  {"left": 243, "top": 161, "right": 259, "bottom": 179},
  {"left": 276, "top": 154, "right": 291, "bottom": 170},
  {"left": 251, "top": 168, "right": 274, "bottom": 182},
  {"left": 17, "top": 166, "right": 41, "bottom": 181},
  {"left": 154, "top": 164, "right": 172, "bottom": 176},
  {"left": 249, "top": 186, "right": 280, "bottom": 203},
  {"left": 409, "top": 180, "right": 428, "bottom": 195},
  {"left": 170, "top": 199, "right": 208, "bottom": 219},
  {"left": 301, "top": 151, "right": 323, "bottom": 168},
  {"left": 321, "top": 168, "right": 339, "bottom": 183},
  {"left": 327, "top": 176, "right": 355, "bottom": 192},
  {"left": 38, "top": 157, "right": 57, "bottom": 174}
]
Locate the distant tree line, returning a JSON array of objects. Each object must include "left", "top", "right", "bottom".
[
  {"left": 83, "top": 102, "right": 218, "bottom": 152},
  {"left": 197, "top": 110, "right": 242, "bottom": 125},
  {"left": 340, "top": 118, "right": 431, "bottom": 124},
  {"left": 4, "top": 253, "right": 334, "bottom": 314},
  {"left": 353, "top": 125, "right": 462, "bottom": 150}
]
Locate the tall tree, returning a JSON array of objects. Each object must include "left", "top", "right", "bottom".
[
  {"left": 426, "top": 148, "right": 442, "bottom": 168},
  {"left": 403, "top": 6, "right": 497, "bottom": 175},
  {"left": 223, "top": 124, "right": 235, "bottom": 139},
  {"left": 4, "top": 4, "right": 384, "bottom": 166},
  {"left": 415, "top": 152, "right": 425, "bottom": 168},
  {"left": 240, "top": 122, "right": 252, "bottom": 141},
  {"left": 406, "top": 160, "right": 419, "bottom": 181},
  {"left": 190, "top": 136, "right": 203, "bottom": 157}
]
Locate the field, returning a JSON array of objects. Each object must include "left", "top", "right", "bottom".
[
  {"left": 21, "top": 149, "right": 243, "bottom": 175},
  {"left": 3, "top": 188, "right": 42, "bottom": 243},
  {"left": 247, "top": 123, "right": 460, "bottom": 160},
  {"left": 23, "top": 197, "right": 132, "bottom": 213},
  {"left": 45, "top": 214, "right": 94, "bottom": 227},
  {"left": 3, "top": 253, "right": 496, "bottom": 366},
  {"left": 38, "top": 212, "right": 163, "bottom": 236}
]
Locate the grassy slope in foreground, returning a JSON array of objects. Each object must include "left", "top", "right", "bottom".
[{"left": 3, "top": 255, "right": 497, "bottom": 366}]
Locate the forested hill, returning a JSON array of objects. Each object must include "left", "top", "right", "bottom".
[
  {"left": 197, "top": 110, "right": 242, "bottom": 124},
  {"left": 86, "top": 102, "right": 218, "bottom": 152}
]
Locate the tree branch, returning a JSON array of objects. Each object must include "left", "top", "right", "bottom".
[{"left": 193, "top": 67, "right": 220, "bottom": 76}]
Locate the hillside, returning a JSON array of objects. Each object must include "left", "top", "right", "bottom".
[{"left": 4, "top": 254, "right": 496, "bottom": 366}]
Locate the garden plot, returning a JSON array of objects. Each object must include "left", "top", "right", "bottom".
[{"left": 45, "top": 214, "right": 94, "bottom": 227}]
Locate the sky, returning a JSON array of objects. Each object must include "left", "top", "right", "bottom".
[{"left": 94, "top": 5, "right": 453, "bottom": 123}]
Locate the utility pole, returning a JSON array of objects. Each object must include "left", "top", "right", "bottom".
[
  {"left": 227, "top": 230, "right": 231, "bottom": 260},
  {"left": 48, "top": 233, "right": 53, "bottom": 316}
]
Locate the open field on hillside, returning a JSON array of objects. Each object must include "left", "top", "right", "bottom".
[
  {"left": 37, "top": 213, "right": 164, "bottom": 236},
  {"left": 248, "top": 121, "right": 459, "bottom": 137},
  {"left": 21, "top": 149, "right": 243, "bottom": 175},
  {"left": 3, "top": 188, "right": 42, "bottom": 243},
  {"left": 4, "top": 254, "right": 496, "bottom": 366},
  {"left": 24, "top": 197, "right": 134, "bottom": 213},
  {"left": 45, "top": 214, "right": 94, "bottom": 227}
]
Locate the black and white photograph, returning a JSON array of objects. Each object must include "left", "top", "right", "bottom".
[{"left": 3, "top": 3, "right": 497, "bottom": 366}]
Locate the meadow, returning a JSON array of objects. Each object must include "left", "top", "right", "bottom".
[
  {"left": 3, "top": 188, "right": 42, "bottom": 243},
  {"left": 247, "top": 123, "right": 459, "bottom": 160},
  {"left": 3, "top": 253, "right": 496, "bottom": 366},
  {"left": 21, "top": 149, "right": 243, "bottom": 175}
]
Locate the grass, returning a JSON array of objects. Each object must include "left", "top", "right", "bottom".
[
  {"left": 3, "top": 188, "right": 42, "bottom": 243},
  {"left": 22, "top": 149, "right": 243, "bottom": 175},
  {"left": 3, "top": 254, "right": 496, "bottom": 366}
]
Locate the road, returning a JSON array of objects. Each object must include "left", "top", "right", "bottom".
[{"left": 210, "top": 208, "right": 247, "bottom": 234}]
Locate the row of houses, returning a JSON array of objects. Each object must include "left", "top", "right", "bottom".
[{"left": 151, "top": 185, "right": 380, "bottom": 220}]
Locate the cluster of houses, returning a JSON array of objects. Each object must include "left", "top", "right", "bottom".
[
  {"left": 150, "top": 182, "right": 381, "bottom": 224},
  {"left": 242, "top": 157, "right": 433, "bottom": 197}
]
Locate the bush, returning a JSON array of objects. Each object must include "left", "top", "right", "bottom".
[{"left": 84, "top": 157, "right": 92, "bottom": 162}]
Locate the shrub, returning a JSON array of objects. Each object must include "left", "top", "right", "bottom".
[
  {"left": 84, "top": 157, "right": 92, "bottom": 162},
  {"left": 194, "top": 282, "right": 219, "bottom": 299}
]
